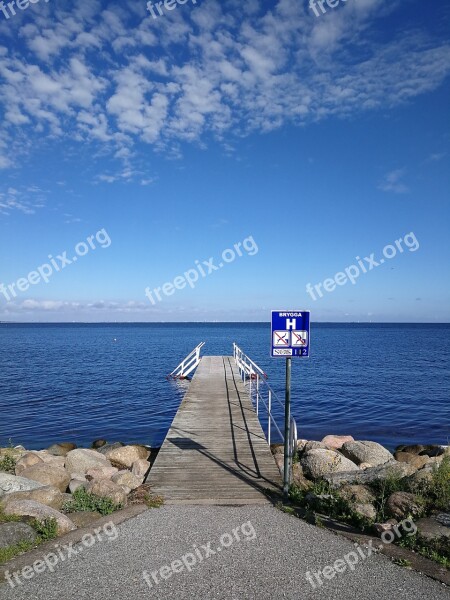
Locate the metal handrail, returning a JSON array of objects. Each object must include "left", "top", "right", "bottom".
[
  {"left": 233, "top": 344, "right": 298, "bottom": 458},
  {"left": 168, "top": 342, "right": 205, "bottom": 379}
]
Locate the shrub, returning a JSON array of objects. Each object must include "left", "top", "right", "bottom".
[
  {"left": 30, "top": 517, "right": 58, "bottom": 541},
  {"left": 62, "top": 487, "right": 122, "bottom": 516}
]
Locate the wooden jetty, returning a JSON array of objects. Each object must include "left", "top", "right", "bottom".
[{"left": 146, "top": 355, "right": 282, "bottom": 504}]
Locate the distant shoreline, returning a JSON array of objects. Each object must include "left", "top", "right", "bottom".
[{"left": 1, "top": 321, "right": 450, "bottom": 325}]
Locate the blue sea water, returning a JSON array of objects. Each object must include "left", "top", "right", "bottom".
[{"left": 0, "top": 323, "right": 449, "bottom": 451}]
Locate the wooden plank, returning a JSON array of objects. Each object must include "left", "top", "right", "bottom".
[{"left": 146, "top": 355, "right": 282, "bottom": 504}]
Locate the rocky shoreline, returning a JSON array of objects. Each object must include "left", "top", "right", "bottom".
[
  {"left": 271, "top": 436, "right": 450, "bottom": 568},
  {"left": 0, "top": 440, "right": 160, "bottom": 557}
]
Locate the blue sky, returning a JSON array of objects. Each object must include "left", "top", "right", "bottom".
[{"left": 0, "top": 0, "right": 449, "bottom": 322}]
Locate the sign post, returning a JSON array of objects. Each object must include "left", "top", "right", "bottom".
[{"left": 271, "top": 310, "right": 310, "bottom": 498}]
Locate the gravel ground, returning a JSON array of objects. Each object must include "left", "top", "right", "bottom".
[{"left": 0, "top": 505, "right": 449, "bottom": 600}]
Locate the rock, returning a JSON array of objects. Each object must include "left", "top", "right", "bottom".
[
  {"left": 112, "top": 470, "right": 142, "bottom": 491},
  {"left": 0, "top": 473, "right": 45, "bottom": 496},
  {"left": 324, "top": 460, "right": 416, "bottom": 488},
  {"left": 69, "top": 511, "right": 103, "bottom": 527},
  {"left": 303, "top": 441, "right": 328, "bottom": 453},
  {"left": 386, "top": 491, "right": 422, "bottom": 519},
  {"left": 359, "top": 463, "right": 372, "bottom": 470},
  {"left": 29, "top": 451, "right": 66, "bottom": 468},
  {"left": 405, "top": 469, "right": 433, "bottom": 491},
  {"left": 1, "top": 486, "right": 65, "bottom": 511},
  {"left": 20, "top": 464, "right": 70, "bottom": 493},
  {"left": 3, "top": 500, "right": 77, "bottom": 535},
  {"left": 270, "top": 444, "right": 284, "bottom": 456},
  {"left": 419, "top": 445, "right": 446, "bottom": 458},
  {"left": 104, "top": 445, "right": 150, "bottom": 468},
  {"left": 297, "top": 439, "right": 308, "bottom": 454},
  {"left": 86, "top": 466, "right": 118, "bottom": 481},
  {"left": 92, "top": 439, "right": 107, "bottom": 449},
  {"left": 132, "top": 459, "right": 149, "bottom": 480},
  {"left": 97, "top": 442, "right": 125, "bottom": 455},
  {"left": 375, "top": 519, "right": 398, "bottom": 534},
  {"left": 321, "top": 435, "right": 354, "bottom": 451},
  {"left": 69, "top": 479, "right": 86, "bottom": 493},
  {"left": 292, "top": 463, "right": 313, "bottom": 491},
  {"left": 85, "top": 479, "right": 127, "bottom": 506},
  {"left": 58, "top": 443, "right": 77, "bottom": 452},
  {"left": 15, "top": 453, "right": 45, "bottom": 475},
  {"left": 301, "top": 449, "right": 359, "bottom": 480},
  {"left": 341, "top": 441, "right": 393, "bottom": 467},
  {"left": 65, "top": 449, "right": 109, "bottom": 475},
  {"left": 0, "top": 448, "right": 26, "bottom": 461},
  {"left": 395, "top": 444, "right": 426, "bottom": 455},
  {"left": 0, "top": 522, "right": 38, "bottom": 549},
  {"left": 274, "top": 454, "right": 284, "bottom": 476},
  {"left": 416, "top": 516, "right": 450, "bottom": 541},
  {"left": 47, "top": 444, "right": 70, "bottom": 457},
  {"left": 394, "top": 452, "right": 429, "bottom": 470},
  {"left": 120, "top": 485, "right": 132, "bottom": 495},
  {"left": 338, "top": 484, "right": 377, "bottom": 521}
]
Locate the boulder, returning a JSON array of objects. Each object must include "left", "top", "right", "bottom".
[
  {"left": 1, "top": 486, "right": 65, "bottom": 511},
  {"left": 375, "top": 519, "right": 398, "bottom": 535},
  {"left": 304, "top": 441, "right": 329, "bottom": 452},
  {"left": 3, "top": 500, "right": 77, "bottom": 535},
  {"left": 0, "top": 448, "right": 26, "bottom": 461},
  {"left": 69, "top": 479, "right": 86, "bottom": 493},
  {"left": 394, "top": 452, "right": 429, "bottom": 470},
  {"left": 297, "top": 439, "right": 308, "bottom": 454},
  {"left": 324, "top": 460, "right": 416, "bottom": 488},
  {"left": 292, "top": 463, "right": 313, "bottom": 491},
  {"left": 104, "top": 445, "right": 150, "bottom": 468},
  {"left": 112, "top": 470, "right": 142, "bottom": 490},
  {"left": 341, "top": 441, "right": 393, "bottom": 467},
  {"left": 85, "top": 479, "right": 127, "bottom": 506},
  {"left": 29, "top": 451, "right": 66, "bottom": 468},
  {"left": 321, "top": 435, "right": 354, "bottom": 451},
  {"left": 20, "top": 464, "right": 70, "bottom": 493},
  {"left": 69, "top": 511, "right": 103, "bottom": 528},
  {"left": 65, "top": 449, "right": 109, "bottom": 475},
  {"left": 416, "top": 515, "right": 450, "bottom": 541},
  {"left": 338, "top": 484, "right": 377, "bottom": 521},
  {"left": 386, "top": 491, "right": 422, "bottom": 519},
  {"left": 301, "top": 449, "right": 359, "bottom": 480},
  {"left": 0, "top": 522, "right": 38, "bottom": 549},
  {"left": 92, "top": 439, "right": 107, "bottom": 449},
  {"left": 405, "top": 469, "right": 433, "bottom": 492},
  {"left": 0, "top": 473, "right": 45, "bottom": 496},
  {"left": 47, "top": 444, "right": 72, "bottom": 457},
  {"left": 132, "top": 459, "right": 149, "bottom": 480},
  {"left": 97, "top": 442, "right": 125, "bottom": 456},
  {"left": 86, "top": 466, "right": 118, "bottom": 481},
  {"left": 15, "top": 453, "right": 45, "bottom": 475},
  {"left": 119, "top": 485, "right": 132, "bottom": 495},
  {"left": 270, "top": 444, "right": 284, "bottom": 456}
]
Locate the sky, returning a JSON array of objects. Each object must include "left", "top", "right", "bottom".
[{"left": 0, "top": 0, "right": 449, "bottom": 322}]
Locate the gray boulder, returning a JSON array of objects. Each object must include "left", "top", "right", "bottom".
[
  {"left": 3, "top": 500, "right": 77, "bottom": 535},
  {"left": 301, "top": 449, "right": 359, "bottom": 480},
  {"left": 341, "top": 441, "right": 394, "bottom": 466},
  {"left": 386, "top": 491, "right": 422, "bottom": 519},
  {"left": 0, "top": 522, "right": 38, "bottom": 549},
  {"left": 324, "top": 460, "right": 416, "bottom": 487},
  {"left": 65, "top": 449, "right": 109, "bottom": 475},
  {"left": 0, "top": 473, "right": 44, "bottom": 497}
]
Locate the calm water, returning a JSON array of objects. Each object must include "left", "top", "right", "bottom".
[{"left": 0, "top": 323, "right": 449, "bottom": 451}]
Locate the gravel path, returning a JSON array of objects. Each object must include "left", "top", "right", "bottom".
[{"left": 1, "top": 505, "right": 449, "bottom": 599}]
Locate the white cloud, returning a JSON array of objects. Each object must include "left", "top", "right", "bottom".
[
  {"left": 378, "top": 169, "right": 409, "bottom": 194},
  {"left": 0, "top": 0, "right": 448, "bottom": 174}
]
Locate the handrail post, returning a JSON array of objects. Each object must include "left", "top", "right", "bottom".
[
  {"left": 256, "top": 374, "right": 259, "bottom": 416},
  {"left": 268, "top": 389, "right": 272, "bottom": 446}
]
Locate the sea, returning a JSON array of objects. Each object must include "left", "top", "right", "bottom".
[{"left": 0, "top": 323, "right": 449, "bottom": 452}]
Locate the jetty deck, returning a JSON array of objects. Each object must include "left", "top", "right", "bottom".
[{"left": 146, "top": 355, "right": 282, "bottom": 504}]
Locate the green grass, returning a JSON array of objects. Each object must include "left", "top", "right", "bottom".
[
  {"left": 0, "top": 540, "right": 35, "bottom": 564},
  {"left": 0, "top": 453, "right": 17, "bottom": 474},
  {"left": 0, "top": 512, "right": 58, "bottom": 564},
  {"left": 144, "top": 493, "right": 164, "bottom": 509},
  {"left": 30, "top": 517, "right": 58, "bottom": 541},
  {"left": 62, "top": 487, "right": 122, "bottom": 516}
]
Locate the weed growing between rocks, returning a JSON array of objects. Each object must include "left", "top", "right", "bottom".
[
  {"left": 62, "top": 488, "right": 122, "bottom": 516},
  {"left": 0, "top": 510, "right": 58, "bottom": 564}
]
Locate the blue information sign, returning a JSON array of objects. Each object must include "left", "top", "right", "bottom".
[{"left": 271, "top": 310, "right": 310, "bottom": 358}]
